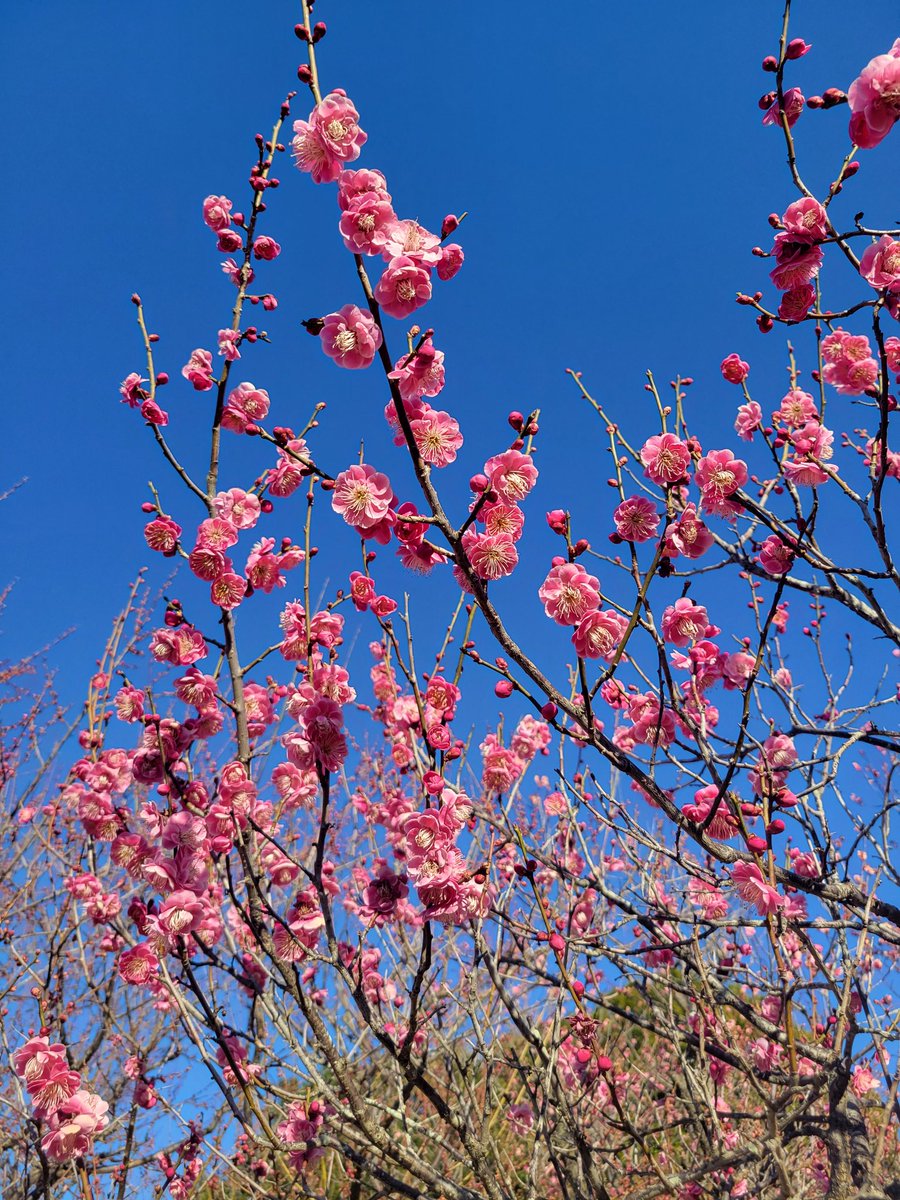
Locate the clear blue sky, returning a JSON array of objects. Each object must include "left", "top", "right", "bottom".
[{"left": 1, "top": 0, "right": 897, "bottom": 720}]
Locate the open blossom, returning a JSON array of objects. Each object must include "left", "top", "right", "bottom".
[
  {"left": 682, "top": 785, "right": 738, "bottom": 840},
  {"left": 769, "top": 234, "right": 823, "bottom": 290},
  {"left": 484, "top": 449, "right": 538, "bottom": 501},
  {"left": 217, "top": 328, "right": 241, "bottom": 360},
  {"left": 181, "top": 348, "right": 215, "bottom": 391},
  {"left": 214, "top": 487, "right": 261, "bottom": 530},
  {"left": 119, "top": 372, "right": 146, "bottom": 407},
  {"left": 292, "top": 91, "right": 367, "bottom": 183},
  {"left": 374, "top": 255, "right": 432, "bottom": 319},
  {"left": 776, "top": 388, "right": 818, "bottom": 427},
  {"left": 821, "top": 328, "right": 879, "bottom": 395},
  {"left": 320, "top": 304, "right": 383, "bottom": 369},
  {"left": 640, "top": 433, "right": 690, "bottom": 485},
  {"left": 734, "top": 400, "right": 763, "bottom": 441},
  {"left": 339, "top": 192, "right": 396, "bottom": 255},
  {"left": 462, "top": 529, "right": 518, "bottom": 580},
  {"left": 695, "top": 449, "right": 747, "bottom": 506},
  {"left": 221, "top": 382, "right": 270, "bottom": 433},
  {"left": 150, "top": 624, "right": 208, "bottom": 666},
  {"left": 388, "top": 338, "right": 445, "bottom": 400},
  {"left": 410, "top": 408, "right": 463, "bottom": 466},
  {"left": 573, "top": 609, "right": 628, "bottom": 660},
  {"left": 144, "top": 515, "right": 181, "bottom": 555},
  {"left": 437, "top": 243, "right": 465, "bottom": 280},
  {"left": 253, "top": 235, "right": 280, "bottom": 261},
  {"left": 539, "top": 562, "right": 601, "bottom": 625},
  {"left": 860, "top": 235, "right": 900, "bottom": 291},
  {"left": 613, "top": 495, "right": 660, "bottom": 542},
  {"left": 337, "top": 167, "right": 390, "bottom": 210},
  {"left": 762, "top": 86, "right": 804, "bottom": 129},
  {"left": 41, "top": 1091, "right": 110, "bottom": 1162},
  {"left": 781, "top": 197, "right": 828, "bottom": 243},
  {"left": 202, "top": 194, "right": 233, "bottom": 231},
  {"left": 720, "top": 353, "right": 749, "bottom": 383},
  {"left": 381, "top": 219, "right": 442, "bottom": 267},
  {"left": 848, "top": 39, "right": 900, "bottom": 149},
  {"left": 664, "top": 504, "right": 713, "bottom": 559},
  {"left": 778, "top": 283, "right": 816, "bottom": 323},
  {"left": 661, "top": 597, "right": 709, "bottom": 647},
  {"left": 731, "top": 862, "right": 783, "bottom": 916},
  {"left": 758, "top": 534, "right": 796, "bottom": 575},
  {"left": 331, "top": 464, "right": 394, "bottom": 532}
]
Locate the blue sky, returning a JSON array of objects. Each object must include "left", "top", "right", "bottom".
[{"left": 1, "top": 0, "right": 898, "bottom": 726}]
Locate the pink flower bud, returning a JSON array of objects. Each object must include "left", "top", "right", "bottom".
[
  {"left": 469, "top": 473, "right": 489, "bottom": 492},
  {"left": 785, "top": 38, "right": 811, "bottom": 60},
  {"left": 540, "top": 701, "right": 558, "bottom": 720},
  {"left": 596, "top": 1055, "right": 613, "bottom": 1072},
  {"left": 441, "top": 214, "right": 459, "bottom": 237},
  {"left": 548, "top": 933, "right": 566, "bottom": 952},
  {"left": 507, "top": 410, "right": 524, "bottom": 431},
  {"left": 747, "top": 835, "right": 768, "bottom": 854},
  {"left": 546, "top": 509, "right": 568, "bottom": 534},
  {"left": 494, "top": 679, "right": 514, "bottom": 698},
  {"left": 762, "top": 56, "right": 778, "bottom": 72},
  {"left": 767, "top": 819, "right": 786, "bottom": 835}
]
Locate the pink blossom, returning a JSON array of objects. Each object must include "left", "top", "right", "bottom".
[
  {"left": 213, "top": 487, "right": 261, "bottom": 530},
  {"left": 144, "top": 515, "right": 181, "bottom": 555},
  {"left": 720, "top": 353, "right": 749, "bottom": 383},
  {"left": 682, "top": 785, "right": 738, "bottom": 840},
  {"left": 734, "top": 401, "right": 763, "bottom": 441},
  {"left": 731, "top": 862, "right": 783, "bottom": 916},
  {"left": 118, "top": 943, "right": 160, "bottom": 985},
  {"left": 758, "top": 534, "right": 796, "bottom": 575},
  {"left": 202, "top": 194, "right": 233, "bottom": 232},
  {"left": 339, "top": 193, "right": 396, "bottom": 255},
  {"left": 777, "top": 284, "right": 816, "bottom": 323},
  {"left": 661, "top": 597, "right": 710, "bottom": 646},
  {"left": 613, "top": 495, "right": 660, "bottom": 542},
  {"left": 331, "top": 464, "right": 394, "bottom": 533},
  {"left": 762, "top": 86, "right": 804, "bottom": 129},
  {"left": 848, "top": 40, "right": 900, "bottom": 149},
  {"left": 217, "top": 328, "right": 241, "bottom": 360},
  {"left": 267, "top": 437, "right": 310, "bottom": 497},
  {"left": 119, "top": 372, "right": 147, "bottom": 408},
  {"left": 348, "top": 570, "right": 376, "bottom": 611},
  {"left": 319, "top": 304, "right": 383, "bottom": 369},
  {"left": 664, "top": 504, "right": 713, "bottom": 559},
  {"left": 860, "top": 235, "right": 900, "bottom": 291},
  {"left": 781, "top": 197, "right": 829, "bottom": 243},
  {"left": 776, "top": 388, "right": 818, "bottom": 427},
  {"left": 640, "top": 433, "right": 691, "bottom": 486},
  {"left": 292, "top": 91, "right": 367, "bottom": 184},
  {"left": 627, "top": 692, "right": 676, "bottom": 747},
  {"left": 40, "top": 1090, "right": 109, "bottom": 1162},
  {"left": 410, "top": 408, "right": 463, "bottom": 466},
  {"left": 539, "top": 562, "right": 601, "bottom": 625},
  {"left": 572, "top": 609, "right": 628, "bottom": 660},
  {"left": 769, "top": 234, "right": 823, "bottom": 290},
  {"left": 181, "top": 348, "right": 215, "bottom": 391},
  {"left": 221, "top": 382, "right": 270, "bottom": 433},
  {"left": 374, "top": 256, "right": 433, "bottom": 319},
  {"left": 388, "top": 338, "right": 446, "bottom": 400},
  {"left": 253, "top": 235, "right": 280, "bottom": 261},
  {"left": 462, "top": 530, "right": 519, "bottom": 580},
  {"left": 484, "top": 449, "right": 538, "bottom": 501},
  {"left": 381, "top": 219, "right": 442, "bottom": 267},
  {"left": 695, "top": 449, "right": 747, "bottom": 507},
  {"left": 885, "top": 335, "right": 900, "bottom": 375},
  {"left": 821, "top": 329, "right": 880, "bottom": 394},
  {"left": 437, "top": 243, "right": 465, "bottom": 281},
  {"left": 150, "top": 624, "right": 208, "bottom": 666},
  {"left": 337, "top": 167, "right": 390, "bottom": 211},
  {"left": 482, "top": 500, "right": 525, "bottom": 542}
]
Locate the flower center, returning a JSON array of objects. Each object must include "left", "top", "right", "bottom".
[
  {"left": 326, "top": 119, "right": 347, "bottom": 140},
  {"left": 396, "top": 280, "right": 416, "bottom": 302}
]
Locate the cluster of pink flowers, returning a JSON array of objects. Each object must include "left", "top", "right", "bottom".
[
  {"left": 821, "top": 328, "right": 879, "bottom": 395},
  {"left": 769, "top": 197, "right": 829, "bottom": 321},
  {"left": 401, "top": 788, "right": 491, "bottom": 924},
  {"left": 12, "top": 1037, "right": 109, "bottom": 1162},
  {"left": 277, "top": 1098, "right": 331, "bottom": 1169}
]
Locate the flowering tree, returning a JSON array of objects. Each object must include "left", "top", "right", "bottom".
[{"left": 3, "top": 3, "right": 900, "bottom": 1198}]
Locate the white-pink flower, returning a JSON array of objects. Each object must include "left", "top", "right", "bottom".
[{"left": 331, "top": 464, "right": 394, "bottom": 532}]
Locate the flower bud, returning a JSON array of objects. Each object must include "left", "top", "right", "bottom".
[
  {"left": 785, "top": 38, "right": 811, "bottom": 60},
  {"left": 546, "top": 509, "right": 568, "bottom": 534},
  {"left": 469, "top": 473, "right": 489, "bottom": 492},
  {"left": 747, "top": 835, "right": 768, "bottom": 854},
  {"left": 762, "top": 55, "right": 778, "bottom": 72},
  {"left": 294, "top": 23, "right": 309, "bottom": 39},
  {"left": 540, "top": 700, "right": 558, "bottom": 720},
  {"left": 441, "top": 214, "right": 459, "bottom": 237},
  {"left": 822, "top": 87, "right": 847, "bottom": 108},
  {"left": 507, "top": 410, "right": 524, "bottom": 432},
  {"left": 312, "top": 21, "right": 327, "bottom": 42},
  {"left": 156, "top": 372, "right": 169, "bottom": 386},
  {"left": 297, "top": 64, "right": 313, "bottom": 84},
  {"left": 494, "top": 679, "right": 514, "bottom": 698},
  {"left": 757, "top": 314, "right": 774, "bottom": 333}
]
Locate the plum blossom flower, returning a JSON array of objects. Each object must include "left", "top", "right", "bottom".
[
  {"left": 119, "top": 372, "right": 147, "bottom": 407},
  {"left": 217, "top": 328, "right": 241, "bottom": 360},
  {"left": 538, "top": 562, "right": 601, "bottom": 625},
  {"left": 292, "top": 91, "right": 367, "bottom": 183},
  {"left": 735, "top": 400, "right": 763, "bottom": 441},
  {"left": 572, "top": 610, "right": 628, "bottom": 660},
  {"left": 695, "top": 449, "right": 747, "bottom": 512},
  {"left": 640, "top": 433, "right": 691, "bottom": 486},
  {"left": 848, "top": 40, "right": 900, "bottom": 149},
  {"left": 181, "top": 348, "right": 215, "bottom": 391},
  {"left": 337, "top": 167, "right": 390, "bottom": 210},
  {"left": 778, "top": 284, "right": 816, "bottom": 323},
  {"left": 41, "top": 1091, "right": 109, "bottom": 1162},
  {"left": 339, "top": 193, "right": 396, "bottom": 255},
  {"left": 410, "top": 408, "right": 463, "bottom": 466},
  {"left": 221, "top": 382, "right": 270, "bottom": 433},
  {"left": 202, "top": 194, "right": 233, "bottom": 231},
  {"left": 331, "top": 464, "right": 394, "bottom": 534},
  {"left": 319, "top": 304, "right": 383, "bottom": 370},
  {"left": 758, "top": 535, "right": 796, "bottom": 575},
  {"left": 388, "top": 338, "right": 445, "bottom": 400},
  {"left": 661, "top": 597, "right": 709, "bottom": 647},
  {"left": 682, "top": 785, "right": 738, "bottom": 840},
  {"left": 762, "top": 86, "right": 804, "bottom": 129},
  {"left": 769, "top": 234, "right": 823, "bottom": 290},
  {"left": 664, "top": 504, "right": 713, "bottom": 559},
  {"left": 150, "top": 625, "right": 208, "bottom": 666},
  {"left": 613, "top": 496, "right": 660, "bottom": 542},
  {"left": 214, "top": 488, "right": 261, "bottom": 530},
  {"left": 731, "top": 862, "right": 783, "bottom": 916},
  {"left": 437, "top": 243, "right": 465, "bottom": 280},
  {"left": 821, "top": 329, "right": 879, "bottom": 395},
  {"left": 461, "top": 530, "right": 518, "bottom": 580},
  {"left": 781, "top": 197, "right": 829, "bottom": 243},
  {"left": 144, "top": 515, "right": 181, "bottom": 555},
  {"left": 484, "top": 449, "right": 538, "bottom": 501},
  {"left": 720, "top": 353, "right": 749, "bottom": 383},
  {"left": 860, "top": 235, "right": 900, "bottom": 291},
  {"left": 374, "top": 256, "right": 433, "bottom": 319},
  {"left": 253, "top": 235, "right": 280, "bottom": 261}
]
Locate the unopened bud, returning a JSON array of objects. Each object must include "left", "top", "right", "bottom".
[
  {"left": 762, "top": 55, "right": 778, "bottom": 72},
  {"left": 441, "top": 213, "right": 459, "bottom": 237},
  {"left": 494, "top": 679, "right": 514, "bottom": 699},
  {"left": 312, "top": 21, "right": 326, "bottom": 42},
  {"left": 297, "top": 64, "right": 313, "bottom": 84},
  {"left": 785, "top": 38, "right": 811, "bottom": 60}
]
